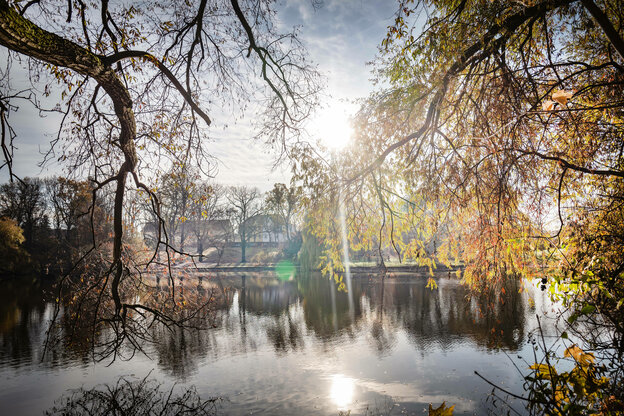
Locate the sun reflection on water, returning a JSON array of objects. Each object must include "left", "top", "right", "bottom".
[{"left": 330, "top": 374, "right": 355, "bottom": 409}]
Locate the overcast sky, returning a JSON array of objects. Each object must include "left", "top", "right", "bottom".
[{"left": 1, "top": 0, "right": 398, "bottom": 190}]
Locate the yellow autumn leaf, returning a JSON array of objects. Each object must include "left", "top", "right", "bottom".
[
  {"left": 542, "top": 100, "right": 555, "bottom": 111},
  {"left": 552, "top": 89, "right": 573, "bottom": 106},
  {"left": 530, "top": 363, "right": 557, "bottom": 378},
  {"left": 426, "top": 277, "right": 438, "bottom": 290},
  {"left": 429, "top": 402, "right": 454, "bottom": 416},
  {"left": 564, "top": 345, "right": 595, "bottom": 367}
]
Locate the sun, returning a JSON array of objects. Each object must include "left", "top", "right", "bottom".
[{"left": 313, "top": 101, "right": 355, "bottom": 151}]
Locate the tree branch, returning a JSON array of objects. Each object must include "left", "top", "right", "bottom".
[
  {"left": 581, "top": 0, "right": 624, "bottom": 62},
  {"left": 348, "top": 0, "right": 576, "bottom": 182},
  {"left": 518, "top": 149, "right": 624, "bottom": 179},
  {"left": 102, "top": 50, "right": 211, "bottom": 126}
]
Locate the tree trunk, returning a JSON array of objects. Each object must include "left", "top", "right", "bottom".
[
  {"left": 0, "top": 1, "right": 138, "bottom": 314},
  {"left": 180, "top": 222, "right": 186, "bottom": 252}
]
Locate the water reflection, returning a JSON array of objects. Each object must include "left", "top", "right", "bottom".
[
  {"left": 0, "top": 273, "right": 531, "bottom": 372},
  {"left": 265, "top": 308, "right": 305, "bottom": 355},
  {"left": 0, "top": 280, "right": 52, "bottom": 368},
  {"left": 0, "top": 273, "right": 544, "bottom": 415},
  {"left": 330, "top": 374, "right": 355, "bottom": 409},
  {"left": 139, "top": 273, "right": 531, "bottom": 378},
  {"left": 45, "top": 374, "right": 219, "bottom": 415}
]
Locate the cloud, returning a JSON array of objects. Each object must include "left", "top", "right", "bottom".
[
  {"left": 2, "top": 1, "right": 398, "bottom": 186},
  {"left": 0, "top": 99, "right": 63, "bottom": 181},
  {"left": 278, "top": 0, "right": 396, "bottom": 100},
  {"left": 209, "top": 134, "right": 291, "bottom": 191}
]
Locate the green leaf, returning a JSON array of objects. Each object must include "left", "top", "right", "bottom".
[{"left": 580, "top": 304, "right": 596, "bottom": 315}]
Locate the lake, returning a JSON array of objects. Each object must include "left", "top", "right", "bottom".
[{"left": 0, "top": 272, "right": 555, "bottom": 415}]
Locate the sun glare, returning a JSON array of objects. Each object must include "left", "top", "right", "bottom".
[
  {"left": 314, "top": 102, "right": 354, "bottom": 151},
  {"left": 329, "top": 374, "right": 355, "bottom": 409}
]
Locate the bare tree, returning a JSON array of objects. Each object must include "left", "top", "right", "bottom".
[
  {"left": 44, "top": 177, "right": 100, "bottom": 248},
  {"left": 157, "top": 166, "right": 199, "bottom": 254},
  {"left": 265, "top": 182, "right": 302, "bottom": 241},
  {"left": 46, "top": 374, "right": 220, "bottom": 416},
  {"left": 187, "top": 183, "right": 228, "bottom": 261},
  {"left": 0, "top": 0, "right": 319, "bottom": 359},
  {"left": 227, "top": 186, "right": 263, "bottom": 263}
]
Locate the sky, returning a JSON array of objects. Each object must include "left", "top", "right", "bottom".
[{"left": 1, "top": 0, "right": 399, "bottom": 191}]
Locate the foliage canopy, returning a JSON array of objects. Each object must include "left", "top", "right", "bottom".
[{"left": 295, "top": 0, "right": 624, "bottom": 411}]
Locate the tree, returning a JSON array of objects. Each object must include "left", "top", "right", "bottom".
[
  {"left": 299, "top": 0, "right": 624, "bottom": 283},
  {"left": 227, "top": 186, "right": 262, "bottom": 263},
  {"left": 0, "top": 177, "right": 47, "bottom": 250},
  {"left": 44, "top": 177, "right": 113, "bottom": 269},
  {"left": 45, "top": 177, "right": 100, "bottom": 247},
  {"left": 157, "top": 166, "right": 198, "bottom": 254},
  {"left": 187, "top": 182, "right": 228, "bottom": 261},
  {"left": 0, "top": 0, "right": 318, "bottom": 358},
  {"left": 296, "top": 0, "right": 624, "bottom": 411},
  {"left": 0, "top": 216, "right": 29, "bottom": 273},
  {"left": 362, "top": 0, "right": 624, "bottom": 301},
  {"left": 265, "top": 182, "right": 302, "bottom": 241}
]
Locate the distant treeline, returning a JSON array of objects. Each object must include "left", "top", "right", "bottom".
[
  {"left": 0, "top": 175, "right": 308, "bottom": 275},
  {"left": 0, "top": 177, "right": 113, "bottom": 276}
]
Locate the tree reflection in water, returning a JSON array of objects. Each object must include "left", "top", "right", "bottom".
[
  {"left": 45, "top": 373, "right": 219, "bottom": 415},
  {"left": 0, "top": 272, "right": 532, "bottom": 379},
  {"left": 366, "top": 275, "right": 528, "bottom": 352}
]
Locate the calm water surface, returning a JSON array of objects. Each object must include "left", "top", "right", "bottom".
[{"left": 0, "top": 273, "right": 556, "bottom": 415}]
